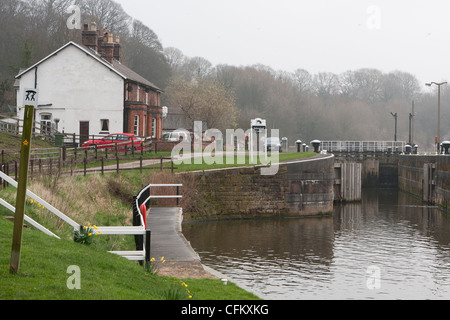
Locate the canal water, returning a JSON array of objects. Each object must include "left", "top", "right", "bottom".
[{"left": 182, "top": 189, "right": 450, "bottom": 300}]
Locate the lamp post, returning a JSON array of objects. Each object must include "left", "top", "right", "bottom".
[
  {"left": 390, "top": 112, "right": 398, "bottom": 142},
  {"left": 409, "top": 101, "right": 416, "bottom": 146},
  {"left": 426, "top": 81, "right": 447, "bottom": 153}
]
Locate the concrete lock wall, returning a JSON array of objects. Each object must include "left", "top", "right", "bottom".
[
  {"left": 183, "top": 155, "right": 335, "bottom": 219},
  {"left": 398, "top": 155, "right": 450, "bottom": 210}
]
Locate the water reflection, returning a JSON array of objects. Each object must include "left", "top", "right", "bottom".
[{"left": 182, "top": 189, "right": 450, "bottom": 300}]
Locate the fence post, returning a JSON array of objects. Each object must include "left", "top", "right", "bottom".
[
  {"left": 116, "top": 157, "right": 119, "bottom": 174},
  {"left": 145, "top": 229, "right": 151, "bottom": 270},
  {"left": 84, "top": 157, "right": 87, "bottom": 176},
  {"left": 132, "top": 195, "right": 144, "bottom": 266},
  {"left": 101, "top": 157, "right": 104, "bottom": 176},
  {"left": 62, "top": 145, "right": 67, "bottom": 162}
]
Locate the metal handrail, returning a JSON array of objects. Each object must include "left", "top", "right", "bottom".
[
  {"left": 136, "top": 184, "right": 183, "bottom": 224},
  {"left": 321, "top": 141, "right": 406, "bottom": 153}
]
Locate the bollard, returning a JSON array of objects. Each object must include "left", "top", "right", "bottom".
[
  {"left": 414, "top": 145, "right": 419, "bottom": 155},
  {"left": 405, "top": 145, "right": 411, "bottom": 155},
  {"left": 296, "top": 140, "right": 302, "bottom": 153},
  {"left": 442, "top": 141, "right": 450, "bottom": 155},
  {"left": 311, "top": 140, "right": 321, "bottom": 153}
]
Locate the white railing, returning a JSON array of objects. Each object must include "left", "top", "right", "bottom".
[
  {"left": 0, "top": 171, "right": 80, "bottom": 230},
  {"left": 321, "top": 141, "right": 406, "bottom": 153},
  {"left": 0, "top": 197, "right": 60, "bottom": 239},
  {"left": 0, "top": 170, "right": 182, "bottom": 266}
]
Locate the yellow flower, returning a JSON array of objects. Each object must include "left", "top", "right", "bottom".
[
  {"left": 151, "top": 258, "right": 155, "bottom": 262},
  {"left": 30, "top": 199, "right": 34, "bottom": 204},
  {"left": 83, "top": 226, "right": 87, "bottom": 230},
  {"left": 88, "top": 233, "right": 92, "bottom": 236},
  {"left": 160, "top": 257, "right": 165, "bottom": 261}
]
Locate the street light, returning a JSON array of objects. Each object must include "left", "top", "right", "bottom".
[
  {"left": 426, "top": 81, "right": 447, "bottom": 153},
  {"left": 390, "top": 112, "right": 398, "bottom": 142},
  {"left": 409, "top": 101, "right": 416, "bottom": 146}
]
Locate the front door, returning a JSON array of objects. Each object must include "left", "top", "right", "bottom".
[{"left": 80, "top": 121, "right": 89, "bottom": 146}]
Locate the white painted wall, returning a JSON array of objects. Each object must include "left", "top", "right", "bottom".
[{"left": 17, "top": 44, "right": 124, "bottom": 137}]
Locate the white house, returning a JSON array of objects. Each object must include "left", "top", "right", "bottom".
[{"left": 15, "top": 23, "right": 164, "bottom": 145}]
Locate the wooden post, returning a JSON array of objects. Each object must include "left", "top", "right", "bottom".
[
  {"left": 145, "top": 229, "right": 151, "bottom": 270},
  {"left": 10, "top": 105, "right": 34, "bottom": 274}
]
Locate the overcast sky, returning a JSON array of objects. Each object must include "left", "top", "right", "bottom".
[{"left": 115, "top": 0, "right": 450, "bottom": 86}]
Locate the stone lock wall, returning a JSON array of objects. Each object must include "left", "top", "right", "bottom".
[{"left": 183, "top": 155, "right": 335, "bottom": 219}]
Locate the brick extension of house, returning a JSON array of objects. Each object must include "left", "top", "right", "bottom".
[{"left": 15, "top": 22, "right": 164, "bottom": 144}]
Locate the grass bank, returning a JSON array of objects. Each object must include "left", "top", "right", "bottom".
[
  {"left": 148, "top": 152, "right": 318, "bottom": 172},
  {"left": 0, "top": 213, "right": 259, "bottom": 300}
]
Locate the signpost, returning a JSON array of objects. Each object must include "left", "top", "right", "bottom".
[
  {"left": 250, "top": 118, "right": 266, "bottom": 164},
  {"left": 10, "top": 89, "right": 37, "bottom": 274}
]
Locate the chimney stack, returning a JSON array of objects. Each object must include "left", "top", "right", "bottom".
[
  {"left": 81, "top": 23, "right": 120, "bottom": 64},
  {"left": 82, "top": 22, "right": 99, "bottom": 52},
  {"left": 114, "top": 35, "right": 121, "bottom": 62}
]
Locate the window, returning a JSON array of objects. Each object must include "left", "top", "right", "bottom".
[
  {"left": 134, "top": 115, "right": 140, "bottom": 136},
  {"left": 152, "top": 117, "right": 156, "bottom": 138},
  {"left": 100, "top": 119, "right": 109, "bottom": 133},
  {"left": 40, "top": 113, "right": 52, "bottom": 135},
  {"left": 117, "top": 134, "right": 129, "bottom": 141}
]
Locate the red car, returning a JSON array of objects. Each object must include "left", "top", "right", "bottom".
[{"left": 82, "top": 133, "right": 144, "bottom": 151}]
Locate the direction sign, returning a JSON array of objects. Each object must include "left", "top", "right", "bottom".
[{"left": 23, "top": 89, "right": 39, "bottom": 107}]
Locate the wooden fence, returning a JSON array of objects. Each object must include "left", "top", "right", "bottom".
[{"left": 0, "top": 140, "right": 176, "bottom": 186}]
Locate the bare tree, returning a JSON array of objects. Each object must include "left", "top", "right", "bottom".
[
  {"left": 165, "top": 77, "right": 239, "bottom": 131},
  {"left": 130, "top": 19, "right": 163, "bottom": 52},
  {"left": 75, "top": 0, "right": 131, "bottom": 35}
]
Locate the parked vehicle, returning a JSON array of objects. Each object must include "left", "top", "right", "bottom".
[
  {"left": 265, "top": 137, "right": 283, "bottom": 152},
  {"left": 162, "top": 131, "right": 193, "bottom": 142},
  {"left": 82, "top": 133, "right": 144, "bottom": 151}
]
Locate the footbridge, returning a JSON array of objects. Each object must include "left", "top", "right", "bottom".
[{"left": 316, "top": 141, "right": 407, "bottom": 202}]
